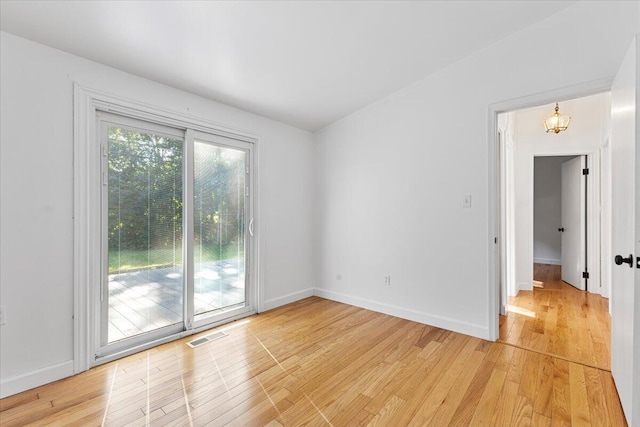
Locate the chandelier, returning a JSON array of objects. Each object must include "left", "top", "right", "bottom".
[{"left": 543, "top": 102, "right": 571, "bottom": 134}]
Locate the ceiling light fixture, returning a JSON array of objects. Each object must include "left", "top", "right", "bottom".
[{"left": 544, "top": 102, "right": 571, "bottom": 134}]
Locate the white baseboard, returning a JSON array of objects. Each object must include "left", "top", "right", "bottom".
[
  {"left": 533, "top": 258, "right": 561, "bottom": 265},
  {"left": 261, "top": 288, "right": 315, "bottom": 312},
  {"left": 518, "top": 282, "right": 533, "bottom": 292},
  {"left": 314, "top": 288, "right": 490, "bottom": 341},
  {"left": 0, "top": 360, "right": 74, "bottom": 398}
]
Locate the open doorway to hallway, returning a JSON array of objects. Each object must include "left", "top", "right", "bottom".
[
  {"left": 533, "top": 155, "right": 586, "bottom": 290},
  {"left": 497, "top": 92, "right": 612, "bottom": 370}
]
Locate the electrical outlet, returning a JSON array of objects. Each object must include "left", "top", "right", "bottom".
[
  {"left": 384, "top": 275, "right": 391, "bottom": 286},
  {"left": 0, "top": 305, "right": 6, "bottom": 325}
]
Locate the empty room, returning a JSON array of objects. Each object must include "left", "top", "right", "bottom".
[{"left": 1, "top": 1, "right": 639, "bottom": 425}]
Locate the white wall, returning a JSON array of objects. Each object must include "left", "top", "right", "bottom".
[
  {"left": 533, "top": 156, "right": 576, "bottom": 265},
  {"left": 314, "top": 2, "right": 636, "bottom": 339},
  {"left": 0, "top": 32, "right": 315, "bottom": 393},
  {"left": 512, "top": 92, "right": 611, "bottom": 294}
]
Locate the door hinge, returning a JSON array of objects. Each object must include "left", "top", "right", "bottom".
[
  {"left": 494, "top": 237, "right": 497, "bottom": 244},
  {"left": 582, "top": 271, "right": 590, "bottom": 279},
  {"left": 582, "top": 168, "right": 589, "bottom": 175}
]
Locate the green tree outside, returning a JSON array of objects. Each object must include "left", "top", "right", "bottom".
[{"left": 108, "top": 128, "right": 245, "bottom": 274}]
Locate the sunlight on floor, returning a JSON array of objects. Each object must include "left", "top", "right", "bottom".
[
  {"left": 220, "top": 319, "right": 251, "bottom": 332},
  {"left": 507, "top": 304, "right": 536, "bottom": 318}
]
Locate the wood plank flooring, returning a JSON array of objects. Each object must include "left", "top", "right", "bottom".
[
  {"left": 1, "top": 295, "right": 625, "bottom": 426},
  {"left": 499, "top": 264, "right": 611, "bottom": 371}
]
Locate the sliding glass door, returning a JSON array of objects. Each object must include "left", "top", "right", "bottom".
[
  {"left": 188, "top": 131, "right": 253, "bottom": 328},
  {"left": 97, "top": 114, "right": 253, "bottom": 358}
]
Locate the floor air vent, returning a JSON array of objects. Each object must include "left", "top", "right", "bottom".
[{"left": 187, "top": 331, "right": 228, "bottom": 348}]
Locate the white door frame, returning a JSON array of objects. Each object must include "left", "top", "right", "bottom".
[
  {"left": 600, "top": 138, "right": 613, "bottom": 312},
  {"left": 487, "top": 78, "right": 612, "bottom": 341}
]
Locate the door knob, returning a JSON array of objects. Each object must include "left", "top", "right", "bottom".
[
  {"left": 614, "top": 254, "right": 633, "bottom": 267},
  {"left": 558, "top": 227, "right": 565, "bottom": 232}
]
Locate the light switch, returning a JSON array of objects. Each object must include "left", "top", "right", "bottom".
[{"left": 463, "top": 194, "right": 472, "bottom": 208}]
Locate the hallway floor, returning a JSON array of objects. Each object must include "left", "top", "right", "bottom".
[{"left": 499, "top": 263, "right": 611, "bottom": 371}]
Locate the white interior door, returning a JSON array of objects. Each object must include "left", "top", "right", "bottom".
[
  {"left": 560, "top": 155, "right": 586, "bottom": 290},
  {"left": 610, "top": 37, "right": 639, "bottom": 426}
]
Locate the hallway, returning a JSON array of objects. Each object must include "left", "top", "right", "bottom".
[{"left": 499, "top": 263, "right": 611, "bottom": 371}]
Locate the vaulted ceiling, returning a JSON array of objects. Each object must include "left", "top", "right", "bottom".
[{"left": 0, "top": 1, "right": 576, "bottom": 130}]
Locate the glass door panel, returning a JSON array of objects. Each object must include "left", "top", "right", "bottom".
[
  {"left": 193, "top": 141, "right": 247, "bottom": 321},
  {"left": 104, "top": 121, "right": 184, "bottom": 345}
]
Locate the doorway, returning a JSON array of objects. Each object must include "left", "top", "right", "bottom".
[
  {"left": 93, "top": 110, "right": 256, "bottom": 362},
  {"left": 533, "top": 155, "right": 586, "bottom": 290},
  {"left": 495, "top": 92, "right": 612, "bottom": 369}
]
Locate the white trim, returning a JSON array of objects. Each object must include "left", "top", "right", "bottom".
[
  {"left": 185, "top": 129, "right": 195, "bottom": 329},
  {"left": 497, "top": 130, "right": 506, "bottom": 316},
  {"left": 262, "top": 288, "right": 315, "bottom": 312},
  {"left": 600, "top": 139, "right": 612, "bottom": 300},
  {"left": 251, "top": 137, "right": 262, "bottom": 314},
  {"left": 518, "top": 282, "right": 533, "bottom": 292},
  {"left": 314, "top": 289, "right": 490, "bottom": 340},
  {"left": 487, "top": 107, "right": 499, "bottom": 341},
  {"left": 586, "top": 153, "right": 602, "bottom": 294},
  {"left": 489, "top": 78, "right": 614, "bottom": 115},
  {"left": 500, "top": 126, "right": 517, "bottom": 300},
  {"left": 533, "top": 258, "right": 562, "bottom": 265},
  {"left": 74, "top": 83, "right": 263, "bottom": 373},
  {"left": 74, "top": 83, "right": 100, "bottom": 373},
  {"left": 82, "top": 87, "right": 260, "bottom": 143},
  {"left": 488, "top": 78, "right": 614, "bottom": 341},
  {"left": 0, "top": 361, "right": 74, "bottom": 398}
]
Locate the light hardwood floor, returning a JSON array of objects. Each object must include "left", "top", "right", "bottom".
[
  {"left": 500, "top": 263, "right": 611, "bottom": 371},
  {"left": 1, "top": 296, "right": 625, "bottom": 426}
]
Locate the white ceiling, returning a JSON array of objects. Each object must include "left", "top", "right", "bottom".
[{"left": 0, "top": 1, "right": 576, "bottom": 131}]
